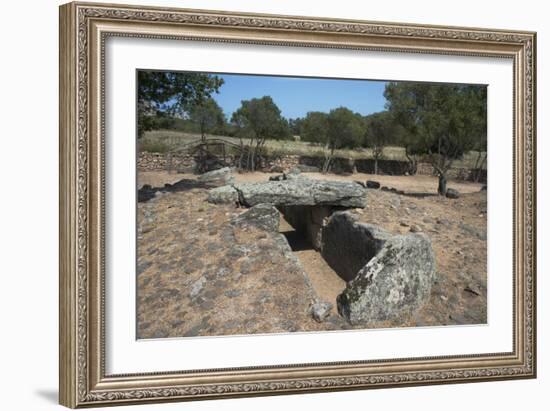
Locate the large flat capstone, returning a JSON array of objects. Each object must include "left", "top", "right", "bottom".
[
  {"left": 209, "top": 176, "right": 367, "bottom": 208},
  {"left": 322, "top": 212, "right": 436, "bottom": 325}
]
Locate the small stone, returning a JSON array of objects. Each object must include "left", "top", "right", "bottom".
[
  {"left": 446, "top": 188, "right": 460, "bottom": 199},
  {"left": 366, "top": 180, "right": 381, "bottom": 189},
  {"left": 311, "top": 302, "right": 333, "bottom": 322},
  {"left": 189, "top": 277, "right": 206, "bottom": 299},
  {"left": 410, "top": 224, "right": 422, "bottom": 233}
]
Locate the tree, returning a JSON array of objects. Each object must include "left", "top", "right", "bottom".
[
  {"left": 188, "top": 98, "right": 226, "bottom": 141},
  {"left": 363, "top": 111, "right": 404, "bottom": 175},
  {"left": 288, "top": 117, "right": 304, "bottom": 137},
  {"left": 137, "top": 71, "right": 224, "bottom": 137},
  {"left": 385, "top": 82, "right": 487, "bottom": 194},
  {"left": 231, "top": 96, "right": 291, "bottom": 171},
  {"left": 300, "top": 111, "right": 329, "bottom": 144},
  {"left": 323, "top": 107, "right": 364, "bottom": 173}
]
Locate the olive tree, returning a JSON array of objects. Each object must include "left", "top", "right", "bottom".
[
  {"left": 188, "top": 98, "right": 226, "bottom": 141},
  {"left": 323, "top": 107, "right": 364, "bottom": 173},
  {"left": 385, "top": 82, "right": 487, "bottom": 194},
  {"left": 363, "top": 111, "right": 405, "bottom": 175},
  {"left": 231, "top": 96, "right": 291, "bottom": 171}
]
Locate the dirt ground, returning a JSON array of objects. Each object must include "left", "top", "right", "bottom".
[
  {"left": 138, "top": 170, "right": 484, "bottom": 194},
  {"left": 137, "top": 170, "right": 487, "bottom": 338}
]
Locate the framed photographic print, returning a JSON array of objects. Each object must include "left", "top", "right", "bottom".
[{"left": 59, "top": 1, "right": 537, "bottom": 408}]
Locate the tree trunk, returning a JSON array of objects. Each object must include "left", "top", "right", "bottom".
[
  {"left": 474, "top": 153, "right": 487, "bottom": 182},
  {"left": 374, "top": 157, "right": 378, "bottom": 175},
  {"left": 437, "top": 173, "right": 447, "bottom": 196}
]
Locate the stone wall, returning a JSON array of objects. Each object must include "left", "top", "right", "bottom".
[
  {"left": 138, "top": 152, "right": 195, "bottom": 172},
  {"left": 416, "top": 162, "right": 487, "bottom": 183},
  {"left": 138, "top": 151, "right": 486, "bottom": 183},
  {"left": 355, "top": 159, "right": 411, "bottom": 175}
]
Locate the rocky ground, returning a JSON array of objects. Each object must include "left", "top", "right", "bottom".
[
  {"left": 137, "top": 182, "right": 351, "bottom": 339},
  {"left": 350, "top": 189, "right": 487, "bottom": 327},
  {"left": 137, "top": 170, "right": 487, "bottom": 339}
]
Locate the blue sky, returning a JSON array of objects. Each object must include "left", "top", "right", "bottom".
[{"left": 212, "top": 74, "right": 387, "bottom": 120}]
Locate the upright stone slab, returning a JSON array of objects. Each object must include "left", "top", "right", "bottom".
[{"left": 321, "top": 212, "right": 436, "bottom": 325}]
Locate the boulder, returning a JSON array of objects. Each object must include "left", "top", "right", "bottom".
[
  {"left": 197, "top": 167, "right": 234, "bottom": 186},
  {"left": 366, "top": 180, "right": 381, "bottom": 189},
  {"left": 336, "top": 228, "right": 436, "bottom": 325},
  {"left": 233, "top": 177, "right": 367, "bottom": 208},
  {"left": 207, "top": 185, "right": 239, "bottom": 204},
  {"left": 321, "top": 212, "right": 436, "bottom": 325},
  {"left": 232, "top": 204, "right": 280, "bottom": 232},
  {"left": 446, "top": 188, "right": 460, "bottom": 199}
]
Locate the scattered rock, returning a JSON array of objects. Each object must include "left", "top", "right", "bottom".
[
  {"left": 189, "top": 277, "right": 206, "bottom": 299},
  {"left": 459, "top": 222, "right": 487, "bottom": 240},
  {"left": 446, "top": 188, "right": 460, "bottom": 199},
  {"left": 366, "top": 180, "right": 381, "bottom": 189},
  {"left": 389, "top": 196, "right": 401, "bottom": 208},
  {"left": 311, "top": 301, "right": 333, "bottom": 322},
  {"left": 269, "top": 174, "right": 286, "bottom": 182},
  {"left": 232, "top": 204, "right": 280, "bottom": 232},
  {"left": 197, "top": 167, "right": 235, "bottom": 186},
  {"left": 410, "top": 224, "right": 422, "bottom": 233},
  {"left": 207, "top": 185, "right": 239, "bottom": 204}
]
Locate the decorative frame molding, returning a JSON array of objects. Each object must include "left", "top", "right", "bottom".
[{"left": 59, "top": 2, "right": 536, "bottom": 408}]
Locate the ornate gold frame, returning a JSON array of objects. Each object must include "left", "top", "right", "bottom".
[{"left": 59, "top": 1, "right": 537, "bottom": 408}]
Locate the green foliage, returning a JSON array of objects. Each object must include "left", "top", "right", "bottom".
[
  {"left": 288, "top": 117, "right": 304, "bottom": 136},
  {"left": 137, "top": 71, "right": 224, "bottom": 138},
  {"left": 385, "top": 82, "right": 486, "bottom": 161},
  {"left": 363, "top": 111, "right": 405, "bottom": 151},
  {"left": 300, "top": 112, "right": 329, "bottom": 144},
  {"left": 188, "top": 98, "right": 227, "bottom": 139},
  {"left": 231, "top": 96, "right": 291, "bottom": 141},
  {"left": 326, "top": 107, "right": 365, "bottom": 151},
  {"left": 231, "top": 96, "right": 291, "bottom": 170},
  {"left": 385, "top": 81, "right": 487, "bottom": 193}
]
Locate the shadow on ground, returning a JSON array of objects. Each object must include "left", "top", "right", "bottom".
[{"left": 138, "top": 178, "right": 215, "bottom": 202}]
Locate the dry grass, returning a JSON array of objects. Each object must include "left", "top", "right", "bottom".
[{"left": 141, "top": 130, "right": 486, "bottom": 169}]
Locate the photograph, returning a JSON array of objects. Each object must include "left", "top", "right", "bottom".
[{"left": 135, "top": 70, "right": 488, "bottom": 339}]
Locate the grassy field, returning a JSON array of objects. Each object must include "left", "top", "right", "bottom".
[{"left": 140, "top": 129, "right": 486, "bottom": 169}]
